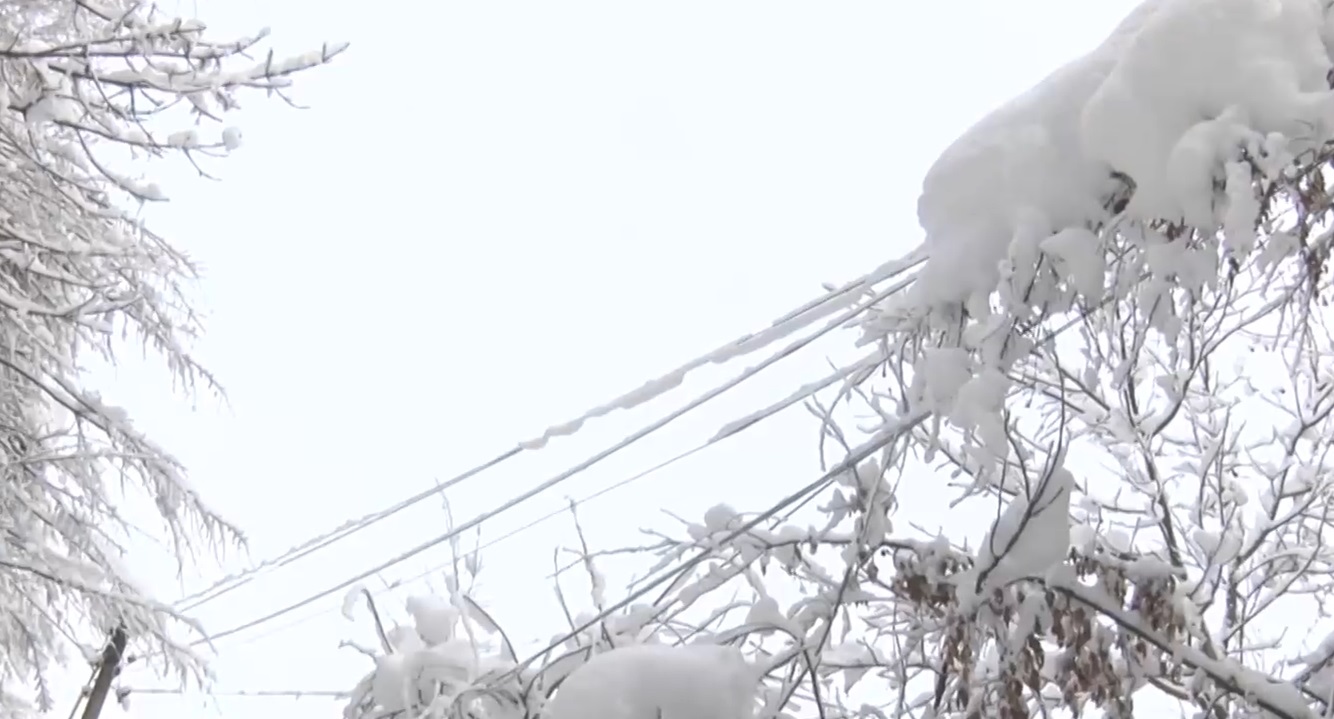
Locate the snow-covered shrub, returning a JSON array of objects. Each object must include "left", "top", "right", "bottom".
[
  {"left": 341, "top": 587, "right": 525, "bottom": 719},
  {"left": 341, "top": 532, "right": 769, "bottom": 719},
  {"left": 343, "top": 585, "right": 768, "bottom": 719}
]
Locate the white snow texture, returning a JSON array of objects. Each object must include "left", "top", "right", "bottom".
[
  {"left": 543, "top": 643, "right": 759, "bottom": 719},
  {"left": 958, "top": 467, "right": 1075, "bottom": 609},
  {"left": 914, "top": 0, "right": 1334, "bottom": 308}
]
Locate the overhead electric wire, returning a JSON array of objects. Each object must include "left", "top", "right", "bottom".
[
  {"left": 206, "top": 354, "right": 878, "bottom": 652},
  {"left": 185, "top": 271, "right": 918, "bottom": 650},
  {"left": 166, "top": 422, "right": 904, "bottom": 707},
  {"left": 177, "top": 291, "right": 1106, "bottom": 670},
  {"left": 216, "top": 434, "right": 721, "bottom": 653},
  {"left": 199, "top": 363, "right": 881, "bottom": 660},
  {"left": 490, "top": 408, "right": 929, "bottom": 687},
  {"left": 175, "top": 232, "right": 1135, "bottom": 701},
  {"left": 195, "top": 426, "right": 898, "bottom": 707},
  {"left": 125, "top": 687, "right": 347, "bottom": 699},
  {"left": 388, "top": 355, "right": 882, "bottom": 593},
  {"left": 174, "top": 448, "right": 520, "bottom": 612},
  {"left": 154, "top": 355, "right": 880, "bottom": 665},
  {"left": 175, "top": 253, "right": 927, "bottom": 614},
  {"left": 493, "top": 276, "right": 1130, "bottom": 686},
  {"left": 403, "top": 354, "right": 883, "bottom": 593}
]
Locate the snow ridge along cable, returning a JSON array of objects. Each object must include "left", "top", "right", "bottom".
[
  {"left": 174, "top": 251, "right": 927, "bottom": 613},
  {"left": 211, "top": 353, "right": 887, "bottom": 650},
  {"left": 186, "top": 271, "right": 916, "bottom": 647}
]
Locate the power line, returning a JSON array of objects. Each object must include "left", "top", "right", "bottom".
[
  {"left": 148, "top": 352, "right": 884, "bottom": 658},
  {"left": 125, "top": 687, "right": 346, "bottom": 699},
  {"left": 173, "top": 253, "right": 925, "bottom": 614},
  {"left": 174, "top": 447, "right": 521, "bottom": 612},
  {"left": 516, "top": 252, "right": 927, "bottom": 450},
  {"left": 203, "top": 375, "right": 910, "bottom": 673},
  {"left": 383, "top": 354, "right": 882, "bottom": 596},
  {"left": 214, "top": 428, "right": 728, "bottom": 651},
  {"left": 182, "top": 248, "right": 1114, "bottom": 699},
  {"left": 489, "top": 281, "right": 1127, "bottom": 688},
  {"left": 186, "top": 274, "right": 911, "bottom": 650},
  {"left": 490, "top": 408, "right": 928, "bottom": 688},
  {"left": 190, "top": 430, "right": 700, "bottom": 648},
  {"left": 200, "top": 295, "right": 1103, "bottom": 668}
]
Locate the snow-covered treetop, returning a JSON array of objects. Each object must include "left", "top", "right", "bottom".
[
  {"left": 0, "top": 0, "right": 343, "bottom": 715},
  {"left": 910, "top": 0, "right": 1334, "bottom": 310}
]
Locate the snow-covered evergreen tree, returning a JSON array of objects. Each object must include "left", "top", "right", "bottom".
[
  {"left": 340, "top": 0, "right": 1334, "bottom": 717},
  {"left": 0, "top": 1, "right": 341, "bottom": 715}
]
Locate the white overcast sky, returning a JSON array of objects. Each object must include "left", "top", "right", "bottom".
[{"left": 53, "top": 2, "right": 1146, "bottom": 718}]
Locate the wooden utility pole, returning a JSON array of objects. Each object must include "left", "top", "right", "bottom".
[{"left": 79, "top": 625, "right": 127, "bottom": 719}]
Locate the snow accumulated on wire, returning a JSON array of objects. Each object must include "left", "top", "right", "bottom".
[{"left": 176, "top": 250, "right": 927, "bottom": 617}]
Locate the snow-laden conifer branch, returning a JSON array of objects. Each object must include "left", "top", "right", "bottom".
[{"left": 0, "top": 0, "right": 341, "bottom": 714}]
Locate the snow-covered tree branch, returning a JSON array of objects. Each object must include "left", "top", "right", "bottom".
[{"left": 0, "top": 0, "right": 342, "bottom": 715}]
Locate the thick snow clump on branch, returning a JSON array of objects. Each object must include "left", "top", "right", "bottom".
[
  {"left": 913, "top": 0, "right": 1334, "bottom": 308},
  {"left": 543, "top": 643, "right": 759, "bottom": 719}
]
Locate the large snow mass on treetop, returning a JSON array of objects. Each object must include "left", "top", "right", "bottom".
[{"left": 913, "top": 0, "right": 1334, "bottom": 307}]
